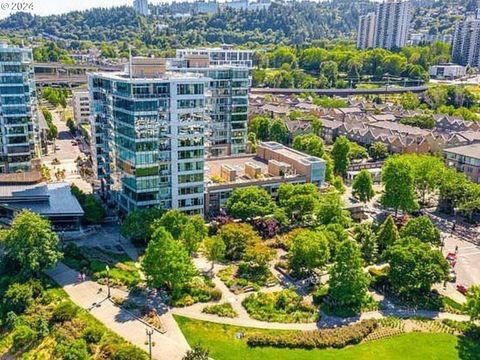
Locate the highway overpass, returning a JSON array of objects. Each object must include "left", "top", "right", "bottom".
[{"left": 251, "top": 86, "right": 428, "bottom": 96}]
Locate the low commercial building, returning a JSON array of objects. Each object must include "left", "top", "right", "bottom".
[
  {"left": 0, "top": 174, "right": 84, "bottom": 230},
  {"left": 204, "top": 141, "right": 326, "bottom": 216},
  {"left": 72, "top": 90, "right": 91, "bottom": 126},
  {"left": 444, "top": 143, "right": 480, "bottom": 183},
  {"left": 429, "top": 63, "right": 466, "bottom": 79}
]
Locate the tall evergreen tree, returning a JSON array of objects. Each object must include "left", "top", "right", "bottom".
[{"left": 376, "top": 215, "right": 399, "bottom": 254}]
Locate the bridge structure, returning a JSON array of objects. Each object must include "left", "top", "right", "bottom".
[
  {"left": 34, "top": 62, "right": 123, "bottom": 87},
  {"left": 251, "top": 86, "right": 428, "bottom": 97}
]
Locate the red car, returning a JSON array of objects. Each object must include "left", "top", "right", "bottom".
[
  {"left": 446, "top": 253, "right": 457, "bottom": 261},
  {"left": 456, "top": 284, "right": 468, "bottom": 295}
]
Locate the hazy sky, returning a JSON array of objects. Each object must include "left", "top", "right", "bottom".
[{"left": 0, "top": 0, "right": 163, "bottom": 18}]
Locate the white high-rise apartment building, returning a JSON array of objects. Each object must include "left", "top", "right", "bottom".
[
  {"left": 452, "top": 13, "right": 480, "bottom": 67},
  {"left": 133, "top": 0, "right": 149, "bottom": 16},
  {"left": 357, "top": 12, "right": 377, "bottom": 49},
  {"left": 374, "top": 0, "right": 411, "bottom": 50},
  {"left": 72, "top": 90, "right": 90, "bottom": 126},
  {"left": 89, "top": 58, "right": 208, "bottom": 215},
  {"left": 357, "top": 0, "right": 411, "bottom": 50},
  {"left": 176, "top": 45, "right": 254, "bottom": 68}
]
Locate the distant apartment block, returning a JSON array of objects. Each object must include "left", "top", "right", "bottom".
[
  {"left": 452, "top": 14, "right": 480, "bottom": 67},
  {"left": 72, "top": 90, "right": 91, "bottom": 126},
  {"left": 358, "top": 0, "right": 411, "bottom": 50},
  {"left": 169, "top": 55, "right": 249, "bottom": 157},
  {"left": 89, "top": 57, "right": 208, "bottom": 215},
  {"left": 224, "top": 0, "right": 249, "bottom": 10},
  {"left": 444, "top": 143, "right": 480, "bottom": 183},
  {"left": 0, "top": 43, "right": 39, "bottom": 174},
  {"left": 205, "top": 141, "right": 326, "bottom": 216},
  {"left": 176, "top": 45, "right": 254, "bottom": 68},
  {"left": 429, "top": 63, "right": 467, "bottom": 79},
  {"left": 133, "top": 0, "right": 149, "bottom": 16},
  {"left": 357, "top": 12, "right": 376, "bottom": 49},
  {"left": 194, "top": 1, "right": 219, "bottom": 14}
]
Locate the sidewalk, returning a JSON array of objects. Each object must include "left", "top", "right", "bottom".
[{"left": 46, "top": 263, "right": 190, "bottom": 360}]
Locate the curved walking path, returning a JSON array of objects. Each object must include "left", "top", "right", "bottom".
[{"left": 46, "top": 263, "right": 190, "bottom": 360}]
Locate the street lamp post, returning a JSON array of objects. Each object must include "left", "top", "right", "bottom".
[
  {"left": 106, "top": 265, "right": 111, "bottom": 299},
  {"left": 146, "top": 328, "right": 154, "bottom": 360}
]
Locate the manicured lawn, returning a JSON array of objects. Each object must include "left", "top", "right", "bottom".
[{"left": 175, "top": 315, "right": 479, "bottom": 360}]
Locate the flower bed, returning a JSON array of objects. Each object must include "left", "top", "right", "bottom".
[
  {"left": 218, "top": 264, "right": 277, "bottom": 294},
  {"left": 171, "top": 276, "right": 222, "bottom": 307},
  {"left": 242, "top": 289, "right": 319, "bottom": 323},
  {"left": 202, "top": 303, "right": 238, "bottom": 318},
  {"left": 247, "top": 319, "right": 378, "bottom": 349}
]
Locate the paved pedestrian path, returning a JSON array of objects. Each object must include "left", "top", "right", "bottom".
[{"left": 46, "top": 263, "right": 190, "bottom": 360}]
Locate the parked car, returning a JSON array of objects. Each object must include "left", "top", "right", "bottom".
[
  {"left": 446, "top": 253, "right": 457, "bottom": 261},
  {"left": 456, "top": 284, "right": 468, "bottom": 295},
  {"left": 447, "top": 269, "right": 457, "bottom": 282}
]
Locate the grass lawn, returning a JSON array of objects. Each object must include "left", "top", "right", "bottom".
[{"left": 175, "top": 315, "right": 480, "bottom": 360}]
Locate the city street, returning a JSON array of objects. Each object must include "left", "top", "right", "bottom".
[{"left": 42, "top": 109, "right": 92, "bottom": 193}]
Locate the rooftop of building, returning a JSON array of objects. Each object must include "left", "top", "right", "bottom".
[
  {"left": 89, "top": 70, "right": 208, "bottom": 82},
  {"left": 176, "top": 45, "right": 253, "bottom": 53},
  {"left": 0, "top": 182, "right": 84, "bottom": 217},
  {"left": 0, "top": 170, "right": 43, "bottom": 185},
  {"left": 444, "top": 143, "right": 480, "bottom": 159}
]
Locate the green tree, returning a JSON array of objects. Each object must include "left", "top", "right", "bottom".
[
  {"left": 142, "top": 227, "right": 197, "bottom": 299},
  {"left": 332, "top": 176, "right": 346, "bottom": 194},
  {"left": 120, "top": 208, "right": 164, "bottom": 245},
  {"left": 376, "top": 215, "right": 399, "bottom": 254},
  {"left": 278, "top": 183, "right": 320, "bottom": 223},
  {"left": 4, "top": 282, "right": 34, "bottom": 314},
  {"left": 369, "top": 141, "right": 389, "bottom": 161},
  {"left": 311, "top": 117, "right": 323, "bottom": 136},
  {"left": 289, "top": 229, "right": 330, "bottom": 277},
  {"left": 424, "top": 86, "right": 447, "bottom": 110},
  {"left": 157, "top": 209, "right": 189, "bottom": 239},
  {"left": 225, "top": 187, "right": 277, "bottom": 220},
  {"left": 249, "top": 116, "right": 270, "bottom": 141},
  {"left": 384, "top": 237, "right": 449, "bottom": 299},
  {"left": 331, "top": 136, "right": 350, "bottom": 177},
  {"left": 269, "top": 119, "right": 288, "bottom": 144},
  {"left": 83, "top": 196, "right": 106, "bottom": 223},
  {"left": 400, "top": 91, "right": 420, "bottom": 110},
  {"left": 465, "top": 285, "right": 480, "bottom": 322},
  {"left": 381, "top": 156, "right": 418, "bottom": 216},
  {"left": 317, "top": 191, "right": 351, "bottom": 227},
  {"left": 216, "top": 223, "right": 260, "bottom": 261},
  {"left": 4, "top": 210, "right": 62, "bottom": 276},
  {"left": 400, "top": 215, "right": 441, "bottom": 246},
  {"left": 320, "top": 60, "right": 338, "bottom": 87},
  {"left": 329, "top": 240, "right": 370, "bottom": 312},
  {"left": 403, "top": 154, "right": 444, "bottom": 205},
  {"left": 292, "top": 134, "right": 324, "bottom": 158},
  {"left": 352, "top": 170, "right": 375, "bottom": 203},
  {"left": 181, "top": 215, "right": 207, "bottom": 254},
  {"left": 355, "top": 223, "right": 378, "bottom": 265},
  {"left": 203, "top": 236, "right": 226, "bottom": 271}
]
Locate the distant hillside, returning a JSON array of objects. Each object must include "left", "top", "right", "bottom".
[{"left": 0, "top": 1, "right": 373, "bottom": 46}]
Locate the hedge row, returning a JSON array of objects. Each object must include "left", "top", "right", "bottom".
[{"left": 247, "top": 319, "right": 378, "bottom": 349}]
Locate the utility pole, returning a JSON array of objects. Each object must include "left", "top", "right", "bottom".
[
  {"left": 146, "top": 328, "right": 154, "bottom": 360},
  {"left": 106, "top": 265, "right": 111, "bottom": 299}
]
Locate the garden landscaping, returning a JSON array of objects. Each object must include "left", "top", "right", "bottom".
[
  {"left": 218, "top": 264, "right": 278, "bottom": 294},
  {"left": 202, "top": 302, "right": 238, "bottom": 318},
  {"left": 241, "top": 289, "right": 319, "bottom": 323}
]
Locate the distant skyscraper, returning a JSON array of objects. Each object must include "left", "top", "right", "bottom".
[
  {"left": 0, "top": 43, "right": 39, "bottom": 174},
  {"left": 133, "top": 0, "right": 149, "bottom": 16},
  {"left": 373, "top": 0, "right": 411, "bottom": 50},
  {"left": 452, "top": 13, "right": 480, "bottom": 67},
  {"left": 357, "top": 12, "right": 376, "bottom": 49}
]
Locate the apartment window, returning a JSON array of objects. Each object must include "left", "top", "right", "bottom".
[
  {"left": 177, "top": 99, "right": 204, "bottom": 109},
  {"left": 177, "top": 83, "right": 204, "bottom": 95}
]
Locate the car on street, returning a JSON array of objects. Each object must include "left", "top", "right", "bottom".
[
  {"left": 447, "top": 269, "right": 456, "bottom": 282},
  {"left": 456, "top": 284, "right": 468, "bottom": 295}
]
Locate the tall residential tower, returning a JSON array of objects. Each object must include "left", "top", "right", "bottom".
[
  {"left": 90, "top": 58, "right": 208, "bottom": 215},
  {"left": 452, "top": 13, "right": 480, "bottom": 67},
  {"left": 357, "top": 12, "right": 377, "bottom": 49},
  {"left": 0, "top": 43, "right": 39, "bottom": 173}
]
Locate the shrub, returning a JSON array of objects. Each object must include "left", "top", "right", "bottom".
[
  {"left": 312, "top": 285, "right": 329, "bottom": 306},
  {"left": 442, "top": 319, "right": 480, "bottom": 340},
  {"left": 242, "top": 290, "right": 319, "bottom": 323},
  {"left": 113, "top": 344, "right": 149, "bottom": 360},
  {"left": 83, "top": 325, "right": 104, "bottom": 344},
  {"left": 4, "top": 282, "right": 34, "bottom": 314},
  {"left": 54, "top": 339, "right": 90, "bottom": 360},
  {"left": 52, "top": 301, "right": 78, "bottom": 323},
  {"left": 12, "top": 325, "right": 38, "bottom": 352},
  {"left": 247, "top": 319, "right": 378, "bottom": 349},
  {"left": 202, "top": 303, "right": 238, "bottom": 318}
]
